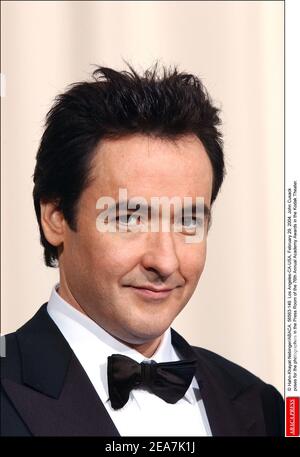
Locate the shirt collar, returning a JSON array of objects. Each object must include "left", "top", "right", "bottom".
[{"left": 47, "top": 283, "right": 196, "bottom": 405}]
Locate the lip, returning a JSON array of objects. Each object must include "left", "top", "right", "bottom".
[{"left": 127, "top": 286, "right": 174, "bottom": 300}]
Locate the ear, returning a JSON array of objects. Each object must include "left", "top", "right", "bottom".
[{"left": 40, "top": 201, "right": 65, "bottom": 247}]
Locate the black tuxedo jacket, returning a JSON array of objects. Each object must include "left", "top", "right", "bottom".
[{"left": 1, "top": 303, "right": 284, "bottom": 436}]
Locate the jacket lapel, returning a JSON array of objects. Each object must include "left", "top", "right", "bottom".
[
  {"left": 170, "top": 328, "right": 266, "bottom": 436},
  {"left": 2, "top": 304, "right": 120, "bottom": 436}
]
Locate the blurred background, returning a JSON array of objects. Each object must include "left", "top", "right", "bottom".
[{"left": 1, "top": 1, "right": 284, "bottom": 393}]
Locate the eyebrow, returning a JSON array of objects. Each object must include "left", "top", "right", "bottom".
[{"left": 114, "top": 200, "right": 211, "bottom": 219}]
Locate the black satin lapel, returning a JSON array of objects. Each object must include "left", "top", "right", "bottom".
[
  {"left": 2, "top": 355, "right": 120, "bottom": 437},
  {"left": 16, "top": 303, "right": 72, "bottom": 399},
  {"left": 194, "top": 364, "right": 264, "bottom": 436},
  {"left": 170, "top": 328, "right": 264, "bottom": 436}
]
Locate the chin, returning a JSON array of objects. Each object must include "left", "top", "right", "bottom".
[{"left": 124, "top": 321, "right": 172, "bottom": 344}]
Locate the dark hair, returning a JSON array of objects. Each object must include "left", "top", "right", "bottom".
[{"left": 33, "top": 61, "right": 225, "bottom": 267}]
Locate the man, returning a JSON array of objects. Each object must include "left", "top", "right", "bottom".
[{"left": 1, "top": 62, "right": 284, "bottom": 436}]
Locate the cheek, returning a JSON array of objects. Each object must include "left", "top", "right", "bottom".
[
  {"left": 181, "top": 242, "right": 207, "bottom": 283},
  {"left": 81, "top": 233, "right": 139, "bottom": 277}
]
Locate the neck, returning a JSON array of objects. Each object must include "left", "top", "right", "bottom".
[{"left": 113, "top": 334, "right": 163, "bottom": 358}]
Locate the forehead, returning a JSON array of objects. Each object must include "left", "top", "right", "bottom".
[{"left": 89, "top": 134, "right": 213, "bottom": 202}]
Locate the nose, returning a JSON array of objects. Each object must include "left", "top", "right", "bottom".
[{"left": 140, "top": 231, "right": 180, "bottom": 280}]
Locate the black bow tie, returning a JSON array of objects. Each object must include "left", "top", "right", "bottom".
[{"left": 107, "top": 354, "right": 197, "bottom": 410}]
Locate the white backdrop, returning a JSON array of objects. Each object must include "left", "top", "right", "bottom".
[{"left": 1, "top": 1, "right": 284, "bottom": 393}]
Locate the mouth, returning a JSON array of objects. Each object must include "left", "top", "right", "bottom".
[{"left": 125, "top": 286, "right": 175, "bottom": 300}]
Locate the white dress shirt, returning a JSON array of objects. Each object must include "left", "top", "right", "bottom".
[{"left": 47, "top": 284, "right": 212, "bottom": 436}]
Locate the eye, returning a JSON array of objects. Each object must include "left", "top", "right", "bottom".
[
  {"left": 181, "top": 217, "right": 203, "bottom": 233},
  {"left": 117, "top": 213, "right": 142, "bottom": 226},
  {"left": 127, "top": 214, "right": 141, "bottom": 226}
]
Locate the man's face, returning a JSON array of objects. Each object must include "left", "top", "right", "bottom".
[{"left": 58, "top": 134, "right": 213, "bottom": 346}]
